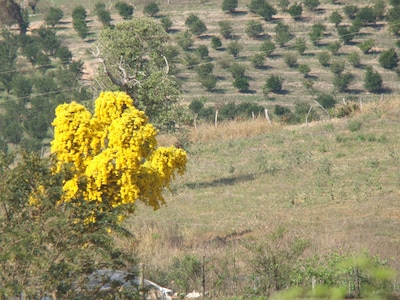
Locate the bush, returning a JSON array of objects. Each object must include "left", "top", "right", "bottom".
[
  {"left": 358, "top": 39, "right": 375, "bottom": 54},
  {"left": 333, "top": 72, "right": 354, "bottom": 92},
  {"left": 337, "top": 26, "right": 353, "bottom": 45},
  {"left": 196, "top": 45, "right": 209, "bottom": 60},
  {"left": 275, "top": 22, "right": 292, "bottom": 47},
  {"left": 327, "top": 41, "right": 341, "bottom": 55},
  {"left": 288, "top": 3, "right": 303, "bottom": 20},
  {"left": 72, "top": 5, "right": 86, "bottom": 20},
  {"left": 227, "top": 41, "right": 242, "bottom": 57},
  {"left": 318, "top": 51, "right": 331, "bottom": 67},
  {"left": 379, "top": 48, "right": 398, "bottom": 70},
  {"left": 229, "top": 63, "right": 246, "bottom": 79},
  {"left": 222, "top": 0, "right": 238, "bottom": 12},
  {"left": 245, "top": 20, "right": 263, "bottom": 38},
  {"left": 260, "top": 39, "right": 275, "bottom": 57},
  {"left": 264, "top": 75, "right": 283, "bottom": 94},
  {"left": 317, "top": 93, "right": 336, "bottom": 109},
  {"left": 364, "top": 66, "right": 382, "bottom": 93},
  {"left": 298, "top": 64, "right": 311, "bottom": 77},
  {"left": 199, "top": 74, "right": 217, "bottom": 91},
  {"left": 55, "top": 46, "right": 72, "bottom": 64},
  {"left": 96, "top": 9, "right": 112, "bottom": 27},
  {"left": 233, "top": 77, "right": 249, "bottom": 92},
  {"left": 161, "top": 16, "right": 173, "bottom": 32},
  {"left": 343, "top": 5, "right": 358, "bottom": 19},
  {"left": 45, "top": 7, "right": 64, "bottom": 27},
  {"left": 309, "top": 23, "right": 325, "bottom": 45},
  {"left": 189, "top": 99, "right": 204, "bottom": 114},
  {"left": 329, "top": 11, "right": 342, "bottom": 27},
  {"left": 294, "top": 37, "right": 306, "bottom": 55},
  {"left": 248, "top": 0, "right": 277, "bottom": 21},
  {"left": 196, "top": 63, "right": 214, "bottom": 79},
  {"left": 176, "top": 31, "right": 193, "bottom": 51},
  {"left": 329, "top": 60, "right": 345, "bottom": 75},
  {"left": 250, "top": 53, "right": 265, "bottom": 68},
  {"left": 284, "top": 52, "right": 298, "bottom": 68},
  {"left": 183, "top": 53, "right": 200, "bottom": 68},
  {"left": 143, "top": 2, "right": 159, "bottom": 17},
  {"left": 356, "top": 6, "right": 376, "bottom": 25},
  {"left": 115, "top": 1, "right": 134, "bottom": 19},
  {"left": 73, "top": 18, "right": 89, "bottom": 39},
  {"left": 348, "top": 51, "right": 361, "bottom": 67},
  {"left": 186, "top": 15, "right": 207, "bottom": 36},
  {"left": 211, "top": 36, "right": 222, "bottom": 49},
  {"left": 304, "top": 0, "right": 319, "bottom": 11},
  {"left": 218, "top": 20, "right": 233, "bottom": 39}
]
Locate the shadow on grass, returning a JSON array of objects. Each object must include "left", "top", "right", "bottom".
[{"left": 185, "top": 173, "right": 256, "bottom": 189}]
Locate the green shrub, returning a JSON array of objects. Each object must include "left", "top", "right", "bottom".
[
  {"left": 222, "top": 0, "right": 238, "bottom": 12},
  {"left": 298, "top": 64, "right": 311, "bottom": 77},
  {"left": 379, "top": 48, "right": 398, "bottom": 70},
  {"left": 364, "top": 66, "right": 382, "bottom": 93},
  {"left": 284, "top": 52, "right": 298, "bottom": 68},
  {"left": 329, "top": 11, "right": 342, "bottom": 27},
  {"left": 218, "top": 20, "right": 234, "bottom": 39},
  {"left": 348, "top": 51, "right": 361, "bottom": 67},
  {"left": 343, "top": 5, "right": 358, "bottom": 19},
  {"left": 347, "top": 120, "right": 362, "bottom": 132},
  {"left": 317, "top": 93, "right": 336, "bottom": 109},
  {"left": 199, "top": 74, "right": 217, "bottom": 91},
  {"left": 196, "top": 45, "right": 209, "bottom": 60},
  {"left": 304, "top": 0, "right": 319, "bottom": 11},
  {"left": 229, "top": 63, "right": 246, "bottom": 79},
  {"left": 260, "top": 39, "right": 275, "bottom": 57},
  {"left": 115, "top": 1, "right": 134, "bottom": 19},
  {"left": 264, "top": 75, "right": 283, "bottom": 94},
  {"left": 245, "top": 20, "right": 264, "bottom": 38},
  {"left": 329, "top": 60, "right": 345, "bottom": 75},
  {"left": 44, "top": 7, "right": 64, "bottom": 28},
  {"left": 358, "top": 39, "right": 375, "bottom": 54},
  {"left": 318, "top": 51, "right": 331, "bottom": 67},
  {"left": 250, "top": 53, "right": 265, "bottom": 68},
  {"left": 327, "top": 41, "right": 341, "bottom": 55},
  {"left": 288, "top": 3, "right": 302, "bottom": 20},
  {"left": 233, "top": 77, "right": 249, "bottom": 92},
  {"left": 211, "top": 36, "right": 222, "bottom": 49},
  {"left": 143, "top": 2, "right": 160, "bottom": 17},
  {"left": 161, "top": 16, "right": 173, "bottom": 32},
  {"left": 227, "top": 41, "right": 242, "bottom": 57},
  {"left": 294, "top": 37, "right": 306, "bottom": 55}
]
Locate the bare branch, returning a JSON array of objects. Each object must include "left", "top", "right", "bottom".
[{"left": 162, "top": 55, "right": 169, "bottom": 75}]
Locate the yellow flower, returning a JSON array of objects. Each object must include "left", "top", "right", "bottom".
[{"left": 51, "top": 92, "right": 187, "bottom": 223}]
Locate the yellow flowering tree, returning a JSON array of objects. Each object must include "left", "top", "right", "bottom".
[{"left": 51, "top": 91, "right": 187, "bottom": 221}]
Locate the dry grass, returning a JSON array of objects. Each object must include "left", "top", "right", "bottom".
[{"left": 121, "top": 97, "right": 400, "bottom": 297}]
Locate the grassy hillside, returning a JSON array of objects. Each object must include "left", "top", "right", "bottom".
[{"left": 124, "top": 97, "right": 400, "bottom": 298}]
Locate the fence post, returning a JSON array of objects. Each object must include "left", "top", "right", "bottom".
[
  {"left": 140, "top": 263, "right": 145, "bottom": 300},
  {"left": 215, "top": 110, "right": 218, "bottom": 128}
]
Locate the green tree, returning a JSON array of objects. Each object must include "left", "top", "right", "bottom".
[
  {"left": 327, "top": 41, "right": 341, "bottom": 55},
  {"left": 356, "top": 6, "right": 376, "bottom": 25},
  {"left": 309, "top": 23, "right": 325, "bottom": 45},
  {"left": 115, "top": 1, "right": 134, "bottom": 19},
  {"left": 0, "top": 30, "right": 18, "bottom": 93},
  {"left": 196, "top": 63, "right": 214, "bottom": 79},
  {"left": 264, "top": 74, "right": 283, "bottom": 94},
  {"left": 227, "top": 40, "right": 242, "bottom": 57},
  {"left": 373, "top": 0, "right": 385, "bottom": 21},
  {"left": 348, "top": 51, "right": 361, "bottom": 67},
  {"left": 222, "top": 0, "right": 238, "bottom": 13},
  {"left": 11, "top": 74, "right": 32, "bottom": 100},
  {"left": 294, "top": 37, "right": 307, "bottom": 55},
  {"left": 298, "top": 64, "right": 311, "bottom": 77},
  {"left": 275, "top": 22, "right": 292, "bottom": 47},
  {"left": 161, "top": 15, "right": 173, "bottom": 32},
  {"left": 229, "top": 63, "right": 246, "bottom": 79},
  {"left": 45, "top": 7, "right": 64, "bottom": 28},
  {"left": 387, "top": 6, "right": 400, "bottom": 36},
  {"left": 278, "top": 0, "right": 289, "bottom": 11},
  {"left": 245, "top": 20, "right": 263, "bottom": 38},
  {"left": 218, "top": 20, "right": 234, "bottom": 39},
  {"left": 304, "top": 0, "right": 319, "bottom": 11},
  {"left": 288, "top": 3, "right": 302, "bottom": 20},
  {"left": 379, "top": 48, "right": 398, "bottom": 70},
  {"left": 318, "top": 51, "right": 331, "bottom": 67},
  {"left": 176, "top": 31, "right": 194, "bottom": 51},
  {"left": 33, "top": 25, "right": 61, "bottom": 56},
  {"left": 72, "top": 6, "right": 89, "bottom": 39},
  {"left": 196, "top": 45, "right": 209, "bottom": 59},
  {"left": 144, "top": 2, "right": 160, "bottom": 17},
  {"left": 316, "top": 93, "right": 336, "bottom": 109},
  {"left": 55, "top": 46, "right": 72, "bottom": 64},
  {"left": 260, "top": 39, "right": 275, "bottom": 57},
  {"left": 337, "top": 26, "right": 353, "bottom": 45},
  {"left": 284, "top": 52, "right": 297, "bottom": 68},
  {"left": 233, "top": 77, "right": 249, "bottom": 92},
  {"left": 211, "top": 36, "right": 222, "bottom": 49},
  {"left": 329, "top": 60, "right": 345, "bottom": 75},
  {"left": 329, "top": 11, "right": 342, "bottom": 27},
  {"left": 358, "top": 39, "right": 375, "bottom": 54},
  {"left": 333, "top": 72, "right": 354, "bottom": 92},
  {"left": 199, "top": 74, "right": 217, "bottom": 91},
  {"left": 185, "top": 14, "right": 207, "bottom": 36},
  {"left": 343, "top": 5, "right": 358, "bottom": 20},
  {"left": 248, "top": 0, "right": 277, "bottom": 21},
  {"left": 96, "top": 8, "right": 112, "bottom": 27},
  {"left": 364, "top": 66, "right": 382, "bottom": 93},
  {"left": 250, "top": 52, "right": 265, "bottom": 68},
  {"left": 96, "top": 18, "right": 185, "bottom": 131}
]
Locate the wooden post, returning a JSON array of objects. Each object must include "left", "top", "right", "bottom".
[
  {"left": 252, "top": 111, "right": 255, "bottom": 120},
  {"left": 214, "top": 110, "right": 218, "bottom": 128},
  {"left": 202, "top": 256, "right": 206, "bottom": 299},
  {"left": 306, "top": 105, "right": 313, "bottom": 126},
  {"left": 359, "top": 97, "right": 363, "bottom": 111},
  {"left": 354, "top": 266, "right": 361, "bottom": 298},
  {"left": 264, "top": 108, "right": 271, "bottom": 124},
  {"left": 312, "top": 276, "right": 316, "bottom": 292},
  {"left": 140, "top": 263, "right": 145, "bottom": 300}
]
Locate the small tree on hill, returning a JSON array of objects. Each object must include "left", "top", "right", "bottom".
[
  {"left": 329, "top": 11, "right": 342, "bottom": 27},
  {"left": 248, "top": 0, "right": 277, "bottom": 21},
  {"left": 364, "top": 66, "right": 382, "bottom": 93},
  {"left": 227, "top": 41, "right": 242, "bottom": 57},
  {"left": 318, "top": 51, "right": 331, "bottom": 67},
  {"left": 275, "top": 22, "right": 292, "bottom": 47},
  {"left": 304, "top": 0, "right": 320, "bottom": 11},
  {"left": 250, "top": 53, "right": 265, "bottom": 68},
  {"left": 309, "top": 23, "right": 325, "bottom": 45},
  {"left": 264, "top": 75, "right": 283, "bottom": 94},
  {"left": 233, "top": 77, "right": 249, "bottom": 92},
  {"left": 222, "top": 0, "right": 238, "bottom": 13},
  {"left": 144, "top": 2, "right": 160, "bottom": 17},
  {"left": 161, "top": 16, "right": 173, "bottom": 32},
  {"left": 245, "top": 20, "right": 263, "bottom": 38},
  {"left": 288, "top": 3, "right": 303, "bottom": 20},
  {"left": 379, "top": 48, "right": 398, "bottom": 70},
  {"left": 218, "top": 20, "right": 234, "bottom": 39},
  {"left": 115, "top": 1, "right": 134, "bottom": 20},
  {"left": 260, "top": 39, "right": 275, "bottom": 57},
  {"left": 358, "top": 39, "right": 375, "bottom": 54},
  {"left": 294, "top": 37, "right": 307, "bottom": 55},
  {"left": 96, "top": 8, "right": 112, "bottom": 27},
  {"left": 45, "top": 7, "right": 64, "bottom": 28},
  {"left": 211, "top": 36, "right": 222, "bottom": 49},
  {"left": 186, "top": 14, "right": 207, "bottom": 36}
]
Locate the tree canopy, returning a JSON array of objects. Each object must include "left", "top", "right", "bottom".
[
  {"left": 51, "top": 91, "right": 187, "bottom": 221},
  {"left": 95, "top": 18, "right": 186, "bottom": 131}
]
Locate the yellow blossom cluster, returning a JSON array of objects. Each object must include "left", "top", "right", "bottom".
[{"left": 51, "top": 91, "right": 187, "bottom": 216}]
